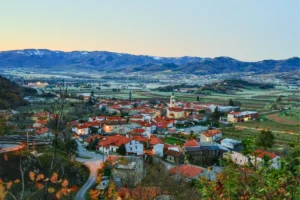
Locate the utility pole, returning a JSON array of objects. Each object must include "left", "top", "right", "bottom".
[{"left": 26, "top": 131, "right": 29, "bottom": 150}]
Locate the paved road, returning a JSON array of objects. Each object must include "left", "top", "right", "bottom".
[{"left": 75, "top": 140, "right": 106, "bottom": 200}]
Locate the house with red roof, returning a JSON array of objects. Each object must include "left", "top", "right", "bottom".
[
  {"left": 129, "top": 115, "right": 144, "bottom": 122},
  {"left": 167, "top": 107, "right": 185, "bottom": 119},
  {"left": 226, "top": 150, "right": 281, "bottom": 169},
  {"left": 72, "top": 121, "right": 101, "bottom": 135},
  {"left": 35, "top": 127, "right": 53, "bottom": 138},
  {"left": 126, "top": 128, "right": 150, "bottom": 138},
  {"left": 73, "top": 124, "right": 90, "bottom": 135},
  {"left": 251, "top": 150, "right": 281, "bottom": 169},
  {"left": 153, "top": 117, "right": 174, "bottom": 134},
  {"left": 149, "top": 137, "right": 164, "bottom": 157},
  {"left": 227, "top": 111, "right": 259, "bottom": 123},
  {"left": 125, "top": 138, "right": 144, "bottom": 155},
  {"left": 102, "top": 120, "right": 127, "bottom": 134},
  {"left": 183, "top": 140, "right": 200, "bottom": 148},
  {"left": 168, "top": 164, "right": 206, "bottom": 182},
  {"left": 200, "top": 129, "right": 222, "bottom": 142},
  {"left": 97, "top": 135, "right": 127, "bottom": 154},
  {"left": 96, "top": 135, "right": 144, "bottom": 156},
  {"left": 132, "top": 121, "right": 156, "bottom": 133}
]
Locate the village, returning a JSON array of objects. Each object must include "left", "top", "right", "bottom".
[{"left": 0, "top": 88, "right": 286, "bottom": 199}]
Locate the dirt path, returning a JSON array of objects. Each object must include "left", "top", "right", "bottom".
[{"left": 267, "top": 113, "right": 299, "bottom": 125}]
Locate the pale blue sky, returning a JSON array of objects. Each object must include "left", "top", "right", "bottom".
[{"left": 0, "top": 0, "right": 299, "bottom": 61}]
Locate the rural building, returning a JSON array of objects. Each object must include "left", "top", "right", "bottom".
[{"left": 227, "top": 111, "right": 259, "bottom": 122}]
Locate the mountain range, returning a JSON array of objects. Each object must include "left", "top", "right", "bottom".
[{"left": 0, "top": 49, "right": 299, "bottom": 74}]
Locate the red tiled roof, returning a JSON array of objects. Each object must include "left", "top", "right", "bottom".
[
  {"left": 132, "top": 136, "right": 149, "bottom": 143},
  {"left": 130, "top": 115, "right": 143, "bottom": 119},
  {"left": 76, "top": 125, "right": 90, "bottom": 129},
  {"left": 168, "top": 107, "right": 184, "bottom": 112},
  {"left": 150, "top": 137, "right": 164, "bottom": 146},
  {"left": 133, "top": 128, "right": 146, "bottom": 133},
  {"left": 85, "top": 135, "right": 103, "bottom": 143},
  {"left": 184, "top": 140, "right": 199, "bottom": 147},
  {"left": 166, "top": 149, "right": 183, "bottom": 157},
  {"left": 114, "top": 137, "right": 132, "bottom": 147},
  {"left": 229, "top": 111, "right": 241, "bottom": 115},
  {"left": 35, "top": 127, "right": 49, "bottom": 134},
  {"left": 106, "top": 116, "right": 124, "bottom": 121},
  {"left": 203, "top": 129, "right": 222, "bottom": 137},
  {"left": 254, "top": 150, "right": 278, "bottom": 159},
  {"left": 98, "top": 135, "right": 129, "bottom": 148},
  {"left": 135, "top": 121, "right": 154, "bottom": 127},
  {"left": 169, "top": 164, "right": 205, "bottom": 179}
]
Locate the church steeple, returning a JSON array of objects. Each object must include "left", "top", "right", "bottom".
[{"left": 170, "top": 92, "right": 176, "bottom": 108}]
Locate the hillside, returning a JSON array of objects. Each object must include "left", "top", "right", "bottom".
[
  {"left": 0, "top": 76, "right": 36, "bottom": 109},
  {"left": 0, "top": 49, "right": 299, "bottom": 74}
]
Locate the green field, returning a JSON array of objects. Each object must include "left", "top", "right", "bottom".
[
  {"left": 278, "top": 109, "right": 300, "bottom": 122},
  {"left": 163, "top": 137, "right": 185, "bottom": 146},
  {"left": 222, "top": 127, "right": 298, "bottom": 152}
]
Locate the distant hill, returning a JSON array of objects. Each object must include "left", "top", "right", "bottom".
[
  {"left": 0, "top": 76, "right": 36, "bottom": 109},
  {"left": 0, "top": 49, "right": 299, "bottom": 74}
]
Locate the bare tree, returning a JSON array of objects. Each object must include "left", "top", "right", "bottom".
[{"left": 44, "top": 83, "right": 69, "bottom": 199}]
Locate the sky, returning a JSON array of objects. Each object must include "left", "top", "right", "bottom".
[{"left": 0, "top": 0, "right": 299, "bottom": 61}]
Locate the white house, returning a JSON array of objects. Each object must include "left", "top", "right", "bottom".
[
  {"left": 150, "top": 137, "right": 164, "bottom": 157},
  {"left": 72, "top": 125, "right": 90, "bottom": 135},
  {"left": 133, "top": 121, "right": 156, "bottom": 133},
  {"left": 251, "top": 150, "right": 281, "bottom": 169},
  {"left": 153, "top": 143, "right": 164, "bottom": 157},
  {"left": 125, "top": 139, "right": 144, "bottom": 156},
  {"left": 200, "top": 129, "right": 222, "bottom": 142},
  {"left": 225, "top": 150, "right": 281, "bottom": 169},
  {"left": 224, "top": 151, "right": 249, "bottom": 166}
]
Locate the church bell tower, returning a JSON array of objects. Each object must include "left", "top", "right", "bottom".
[{"left": 170, "top": 92, "right": 176, "bottom": 108}]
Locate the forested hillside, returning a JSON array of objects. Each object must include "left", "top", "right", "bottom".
[{"left": 0, "top": 76, "right": 36, "bottom": 109}]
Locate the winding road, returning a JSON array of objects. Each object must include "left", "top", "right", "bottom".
[{"left": 75, "top": 140, "right": 106, "bottom": 200}]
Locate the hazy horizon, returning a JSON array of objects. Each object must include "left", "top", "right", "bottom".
[{"left": 1, "top": 0, "right": 299, "bottom": 61}]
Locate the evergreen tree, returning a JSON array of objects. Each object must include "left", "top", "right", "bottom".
[
  {"left": 118, "top": 144, "right": 127, "bottom": 156},
  {"left": 276, "top": 96, "right": 282, "bottom": 102},
  {"left": 129, "top": 91, "right": 132, "bottom": 102},
  {"left": 256, "top": 129, "right": 275, "bottom": 150},
  {"left": 212, "top": 106, "right": 221, "bottom": 121},
  {"left": 88, "top": 139, "right": 94, "bottom": 150},
  {"left": 196, "top": 96, "right": 200, "bottom": 102},
  {"left": 228, "top": 99, "right": 234, "bottom": 106},
  {"left": 93, "top": 138, "right": 100, "bottom": 150}
]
